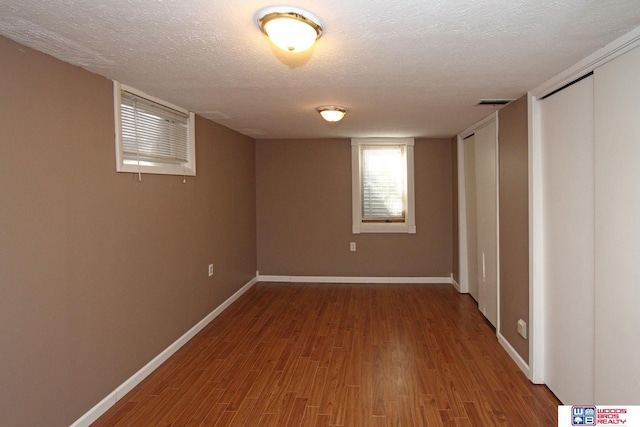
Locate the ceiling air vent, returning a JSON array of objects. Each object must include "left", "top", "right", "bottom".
[{"left": 477, "top": 99, "right": 513, "bottom": 106}]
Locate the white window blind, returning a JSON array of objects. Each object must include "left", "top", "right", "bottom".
[
  {"left": 114, "top": 81, "right": 196, "bottom": 177},
  {"left": 361, "top": 146, "right": 406, "bottom": 220},
  {"left": 120, "top": 90, "right": 190, "bottom": 165},
  {"left": 351, "top": 138, "right": 416, "bottom": 234}
]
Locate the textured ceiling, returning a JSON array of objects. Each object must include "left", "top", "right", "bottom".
[{"left": 1, "top": 0, "right": 640, "bottom": 139}]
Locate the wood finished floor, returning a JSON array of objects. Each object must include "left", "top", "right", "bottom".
[{"left": 92, "top": 282, "right": 560, "bottom": 426}]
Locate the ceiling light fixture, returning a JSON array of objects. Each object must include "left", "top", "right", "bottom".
[
  {"left": 257, "top": 6, "right": 323, "bottom": 53},
  {"left": 317, "top": 106, "right": 347, "bottom": 122}
]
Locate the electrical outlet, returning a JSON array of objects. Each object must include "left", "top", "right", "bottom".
[
  {"left": 208, "top": 264, "right": 214, "bottom": 277},
  {"left": 350, "top": 242, "right": 356, "bottom": 252},
  {"left": 517, "top": 319, "right": 527, "bottom": 339}
]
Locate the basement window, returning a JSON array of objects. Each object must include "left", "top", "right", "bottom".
[
  {"left": 114, "top": 82, "right": 196, "bottom": 177},
  {"left": 351, "top": 138, "right": 416, "bottom": 234}
]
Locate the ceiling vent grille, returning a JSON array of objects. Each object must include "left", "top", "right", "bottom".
[{"left": 477, "top": 99, "right": 513, "bottom": 106}]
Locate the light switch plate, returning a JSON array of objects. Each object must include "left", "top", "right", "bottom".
[{"left": 517, "top": 319, "right": 527, "bottom": 339}]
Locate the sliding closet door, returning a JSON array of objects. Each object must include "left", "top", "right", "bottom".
[
  {"left": 474, "top": 120, "right": 498, "bottom": 327},
  {"left": 594, "top": 45, "right": 640, "bottom": 404},
  {"left": 540, "top": 75, "right": 595, "bottom": 404},
  {"left": 464, "top": 135, "right": 479, "bottom": 300}
]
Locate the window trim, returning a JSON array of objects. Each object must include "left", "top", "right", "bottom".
[
  {"left": 113, "top": 81, "right": 196, "bottom": 176},
  {"left": 351, "top": 137, "right": 416, "bottom": 234}
]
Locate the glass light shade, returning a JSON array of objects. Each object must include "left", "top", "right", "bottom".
[
  {"left": 258, "top": 8, "right": 323, "bottom": 53},
  {"left": 317, "top": 106, "right": 347, "bottom": 122},
  {"left": 264, "top": 17, "right": 316, "bottom": 52}
]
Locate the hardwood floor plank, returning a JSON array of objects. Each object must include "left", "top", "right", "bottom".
[
  {"left": 89, "top": 283, "right": 560, "bottom": 426},
  {"left": 285, "top": 397, "right": 309, "bottom": 426},
  {"left": 136, "top": 388, "right": 181, "bottom": 427},
  {"left": 201, "top": 402, "right": 230, "bottom": 425},
  {"left": 298, "top": 359, "right": 321, "bottom": 398},
  {"left": 183, "top": 386, "right": 224, "bottom": 426},
  {"left": 370, "top": 348, "right": 386, "bottom": 416},
  {"left": 462, "top": 401, "right": 496, "bottom": 427},
  {"left": 256, "top": 412, "right": 278, "bottom": 427},
  {"left": 492, "top": 390, "right": 530, "bottom": 426},
  {"left": 383, "top": 400, "right": 399, "bottom": 427},
  {"left": 398, "top": 395, "right": 417, "bottom": 426},
  {"left": 314, "top": 413, "right": 331, "bottom": 427},
  {"left": 440, "top": 409, "right": 459, "bottom": 427},
  {"left": 521, "top": 393, "right": 559, "bottom": 427},
  {"left": 90, "top": 401, "right": 138, "bottom": 427},
  {"left": 170, "top": 380, "right": 221, "bottom": 425},
  {"left": 211, "top": 410, "right": 236, "bottom": 427},
  {"left": 320, "top": 348, "right": 349, "bottom": 424},
  {"left": 245, "top": 362, "right": 278, "bottom": 400},
  {"left": 153, "top": 369, "right": 208, "bottom": 425},
  {"left": 209, "top": 355, "right": 250, "bottom": 401},
  {"left": 307, "top": 366, "right": 329, "bottom": 407},
  {"left": 225, "top": 368, "right": 262, "bottom": 411},
  {"left": 469, "top": 389, "right": 510, "bottom": 426},
  {"left": 251, "top": 338, "right": 286, "bottom": 370},
  {"left": 342, "top": 385, "right": 363, "bottom": 427},
  {"left": 300, "top": 405, "right": 320, "bottom": 427},
  {"left": 271, "top": 392, "right": 297, "bottom": 425},
  {"left": 424, "top": 368, "right": 454, "bottom": 415},
  {"left": 227, "top": 397, "right": 257, "bottom": 427},
  {"left": 454, "top": 416, "right": 474, "bottom": 427},
  {"left": 411, "top": 394, "right": 444, "bottom": 427},
  {"left": 464, "top": 360, "right": 503, "bottom": 392},
  {"left": 442, "top": 363, "right": 473, "bottom": 402}
]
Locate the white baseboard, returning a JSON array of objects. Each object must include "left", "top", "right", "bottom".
[
  {"left": 497, "top": 332, "right": 530, "bottom": 378},
  {"left": 257, "top": 274, "right": 453, "bottom": 285},
  {"left": 450, "top": 274, "right": 461, "bottom": 292},
  {"left": 71, "top": 275, "right": 258, "bottom": 427}
]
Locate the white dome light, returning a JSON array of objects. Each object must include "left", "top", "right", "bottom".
[
  {"left": 317, "top": 106, "right": 347, "bottom": 122},
  {"left": 257, "top": 7, "right": 323, "bottom": 53}
]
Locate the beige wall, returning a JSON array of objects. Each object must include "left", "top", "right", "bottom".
[
  {"left": 497, "top": 96, "right": 529, "bottom": 362},
  {"left": 256, "top": 138, "right": 453, "bottom": 277},
  {"left": 0, "top": 36, "right": 257, "bottom": 426}
]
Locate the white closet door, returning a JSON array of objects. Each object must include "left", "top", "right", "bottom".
[
  {"left": 474, "top": 120, "right": 498, "bottom": 327},
  {"left": 594, "top": 45, "right": 640, "bottom": 405},
  {"left": 464, "top": 135, "right": 479, "bottom": 301},
  {"left": 540, "top": 75, "right": 595, "bottom": 404}
]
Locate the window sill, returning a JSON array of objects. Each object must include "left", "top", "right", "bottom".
[{"left": 353, "top": 223, "right": 417, "bottom": 234}]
